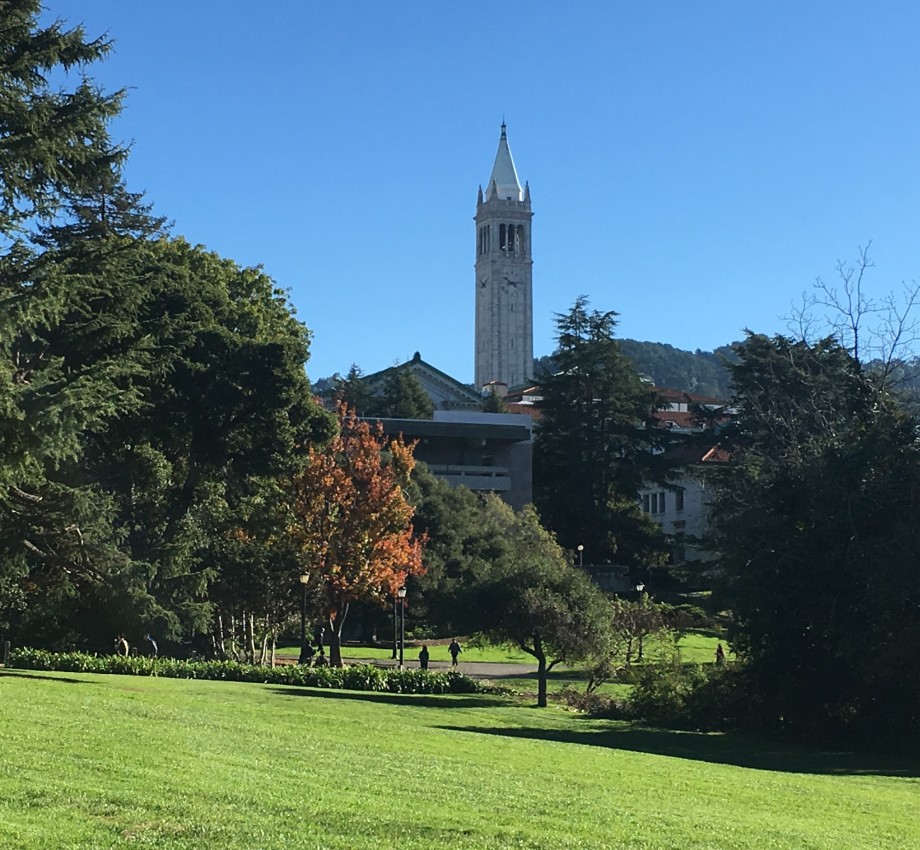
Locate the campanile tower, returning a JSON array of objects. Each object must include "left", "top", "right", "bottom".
[{"left": 474, "top": 123, "right": 533, "bottom": 391}]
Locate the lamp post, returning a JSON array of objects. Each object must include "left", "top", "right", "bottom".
[
  {"left": 397, "top": 585, "right": 407, "bottom": 668},
  {"left": 389, "top": 592, "right": 397, "bottom": 659},
  {"left": 298, "top": 573, "right": 310, "bottom": 665},
  {"left": 635, "top": 582, "right": 647, "bottom": 662},
  {"left": 577, "top": 544, "right": 584, "bottom": 567}
]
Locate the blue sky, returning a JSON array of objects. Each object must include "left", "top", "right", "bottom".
[{"left": 49, "top": 1, "right": 920, "bottom": 383}]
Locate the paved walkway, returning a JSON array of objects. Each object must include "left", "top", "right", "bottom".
[{"left": 354, "top": 657, "right": 538, "bottom": 680}]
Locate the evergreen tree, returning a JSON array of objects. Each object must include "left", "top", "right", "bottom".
[
  {"left": 0, "top": 3, "right": 132, "bottom": 642},
  {"left": 377, "top": 367, "right": 435, "bottom": 419},
  {"left": 334, "top": 364, "right": 375, "bottom": 416},
  {"left": 0, "top": 1, "right": 124, "bottom": 238},
  {"left": 533, "top": 297, "right": 667, "bottom": 567},
  {"left": 712, "top": 333, "right": 920, "bottom": 745},
  {"left": 481, "top": 387, "right": 509, "bottom": 413}
]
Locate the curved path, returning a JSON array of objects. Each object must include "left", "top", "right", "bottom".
[{"left": 349, "top": 657, "right": 537, "bottom": 680}]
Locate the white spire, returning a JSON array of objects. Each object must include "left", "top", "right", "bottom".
[{"left": 486, "top": 122, "right": 522, "bottom": 202}]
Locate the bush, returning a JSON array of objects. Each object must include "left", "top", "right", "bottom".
[
  {"left": 7, "top": 649, "right": 486, "bottom": 696},
  {"left": 626, "top": 662, "right": 748, "bottom": 731},
  {"left": 559, "top": 687, "right": 629, "bottom": 718}
]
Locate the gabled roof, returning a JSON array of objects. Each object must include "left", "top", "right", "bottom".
[
  {"left": 364, "top": 352, "right": 481, "bottom": 410},
  {"left": 486, "top": 123, "right": 523, "bottom": 202}
]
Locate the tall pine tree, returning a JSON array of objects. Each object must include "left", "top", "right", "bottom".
[{"left": 534, "top": 297, "right": 666, "bottom": 568}]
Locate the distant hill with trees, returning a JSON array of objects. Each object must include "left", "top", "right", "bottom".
[{"left": 536, "top": 339, "right": 739, "bottom": 398}]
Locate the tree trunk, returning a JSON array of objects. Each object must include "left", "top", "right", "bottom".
[
  {"left": 537, "top": 655, "right": 548, "bottom": 707},
  {"left": 246, "top": 612, "right": 256, "bottom": 664},
  {"left": 534, "top": 633, "right": 548, "bottom": 708},
  {"left": 259, "top": 627, "right": 269, "bottom": 666},
  {"left": 213, "top": 612, "right": 226, "bottom": 659}
]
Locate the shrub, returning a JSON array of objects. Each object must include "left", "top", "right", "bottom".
[
  {"left": 7, "top": 649, "right": 486, "bottom": 696},
  {"left": 559, "top": 687, "right": 629, "bottom": 718},
  {"left": 627, "top": 662, "right": 747, "bottom": 731}
]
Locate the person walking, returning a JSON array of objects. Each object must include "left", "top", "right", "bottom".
[
  {"left": 448, "top": 638, "right": 462, "bottom": 666},
  {"left": 114, "top": 635, "right": 129, "bottom": 657},
  {"left": 715, "top": 643, "right": 726, "bottom": 665},
  {"left": 418, "top": 645, "right": 430, "bottom": 670},
  {"left": 144, "top": 634, "right": 158, "bottom": 658}
]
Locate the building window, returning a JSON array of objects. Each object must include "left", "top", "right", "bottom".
[
  {"left": 649, "top": 491, "right": 666, "bottom": 515},
  {"left": 641, "top": 494, "right": 650, "bottom": 513},
  {"left": 675, "top": 489, "right": 685, "bottom": 512}
]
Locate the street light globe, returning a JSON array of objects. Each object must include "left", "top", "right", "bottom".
[
  {"left": 635, "top": 582, "right": 645, "bottom": 592},
  {"left": 577, "top": 544, "right": 584, "bottom": 552},
  {"left": 397, "top": 586, "right": 407, "bottom": 599},
  {"left": 299, "top": 573, "right": 310, "bottom": 585}
]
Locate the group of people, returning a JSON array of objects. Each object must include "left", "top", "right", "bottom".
[
  {"left": 416, "top": 638, "right": 462, "bottom": 670},
  {"left": 113, "top": 634, "right": 158, "bottom": 658}
]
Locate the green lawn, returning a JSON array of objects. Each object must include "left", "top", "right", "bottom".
[
  {"left": 279, "top": 632, "right": 725, "bottom": 667},
  {"left": 1, "top": 670, "right": 916, "bottom": 849}
]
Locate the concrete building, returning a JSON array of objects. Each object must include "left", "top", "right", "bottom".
[
  {"left": 474, "top": 123, "right": 533, "bottom": 392},
  {"left": 375, "top": 410, "right": 534, "bottom": 511}
]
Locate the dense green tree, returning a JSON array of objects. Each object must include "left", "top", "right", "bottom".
[
  {"left": 467, "top": 499, "right": 612, "bottom": 707},
  {"left": 712, "top": 332, "right": 920, "bottom": 745},
  {"left": 0, "top": 3, "right": 336, "bottom": 651},
  {"left": 1, "top": 222, "right": 334, "bottom": 647},
  {"left": 405, "top": 466, "right": 496, "bottom": 634},
  {"left": 533, "top": 297, "right": 668, "bottom": 568},
  {"left": 0, "top": 3, "right": 134, "bottom": 644},
  {"left": 407, "top": 473, "right": 612, "bottom": 705}
]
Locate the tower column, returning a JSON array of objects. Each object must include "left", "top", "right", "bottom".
[{"left": 474, "top": 124, "right": 533, "bottom": 391}]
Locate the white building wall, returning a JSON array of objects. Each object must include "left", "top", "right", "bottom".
[{"left": 638, "top": 471, "right": 716, "bottom": 562}]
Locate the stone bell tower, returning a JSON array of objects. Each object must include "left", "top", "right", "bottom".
[{"left": 474, "top": 123, "right": 533, "bottom": 391}]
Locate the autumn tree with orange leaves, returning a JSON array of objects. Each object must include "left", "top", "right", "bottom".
[{"left": 285, "top": 404, "right": 425, "bottom": 666}]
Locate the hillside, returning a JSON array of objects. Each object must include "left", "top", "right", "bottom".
[{"left": 536, "top": 340, "right": 739, "bottom": 398}]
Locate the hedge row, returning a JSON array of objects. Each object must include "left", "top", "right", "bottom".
[{"left": 8, "top": 648, "right": 485, "bottom": 695}]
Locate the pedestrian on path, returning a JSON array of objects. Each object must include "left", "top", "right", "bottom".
[
  {"left": 419, "top": 645, "right": 430, "bottom": 670},
  {"left": 144, "top": 634, "right": 158, "bottom": 658},
  {"left": 448, "top": 638, "right": 462, "bottom": 666}
]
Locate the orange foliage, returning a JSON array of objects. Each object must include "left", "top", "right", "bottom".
[{"left": 286, "top": 403, "right": 426, "bottom": 634}]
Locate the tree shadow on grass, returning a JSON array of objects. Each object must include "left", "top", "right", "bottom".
[
  {"left": 268, "top": 687, "right": 510, "bottom": 709},
  {"left": 1, "top": 671, "right": 87, "bottom": 685},
  {"left": 437, "top": 722, "right": 920, "bottom": 777}
]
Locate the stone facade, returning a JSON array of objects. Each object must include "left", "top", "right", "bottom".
[{"left": 474, "top": 124, "right": 533, "bottom": 392}]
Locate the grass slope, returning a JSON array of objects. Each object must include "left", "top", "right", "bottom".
[{"left": 1, "top": 671, "right": 916, "bottom": 849}]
